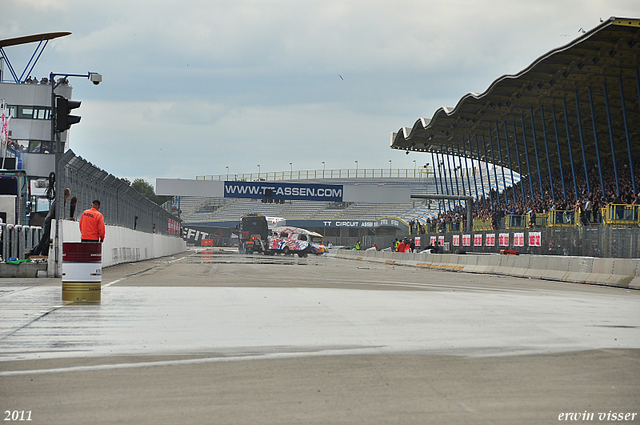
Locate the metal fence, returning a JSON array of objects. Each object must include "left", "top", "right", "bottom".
[
  {"left": 61, "top": 150, "right": 179, "bottom": 236},
  {"left": 0, "top": 224, "right": 42, "bottom": 261},
  {"left": 362, "top": 226, "right": 640, "bottom": 259}
]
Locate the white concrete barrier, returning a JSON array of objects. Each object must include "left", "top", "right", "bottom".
[
  {"left": 330, "top": 249, "right": 640, "bottom": 290},
  {"left": 48, "top": 220, "right": 186, "bottom": 277}
]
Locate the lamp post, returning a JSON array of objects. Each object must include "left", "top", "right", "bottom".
[
  {"left": 226, "top": 166, "right": 229, "bottom": 180},
  {"left": 50, "top": 71, "right": 101, "bottom": 278},
  {"left": 257, "top": 164, "right": 260, "bottom": 179},
  {"left": 355, "top": 160, "right": 358, "bottom": 177}
]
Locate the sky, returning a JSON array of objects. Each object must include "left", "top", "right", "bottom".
[{"left": 1, "top": 0, "right": 638, "bottom": 186}]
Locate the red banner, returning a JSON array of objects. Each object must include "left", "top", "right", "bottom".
[
  {"left": 485, "top": 234, "right": 495, "bottom": 246},
  {"left": 528, "top": 232, "right": 541, "bottom": 247},
  {"left": 514, "top": 233, "right": 525, "bottom": 247}
]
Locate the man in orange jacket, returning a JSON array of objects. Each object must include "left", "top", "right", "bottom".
[{"left": 79, "top": 200, "right": 105, "bottom": 242}]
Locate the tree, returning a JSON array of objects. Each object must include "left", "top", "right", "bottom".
[{"left": 131, "top": 178, "right": 169, "bottom": 205}]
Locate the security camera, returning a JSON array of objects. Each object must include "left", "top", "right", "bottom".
[{"left": 89, "top": 73, "right": 102, "bottom": 85}]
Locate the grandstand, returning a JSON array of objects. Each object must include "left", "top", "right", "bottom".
[{"left": 176, "top": 167, "right": 518, "bottom": 232}]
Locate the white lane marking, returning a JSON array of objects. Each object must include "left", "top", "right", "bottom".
[{"left": 0, "top": 348, "right": 381, "bottom": 377}]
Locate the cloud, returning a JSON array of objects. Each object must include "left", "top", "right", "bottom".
[{"left": 3, "top": 0, "right": 639, "bottom": 182}]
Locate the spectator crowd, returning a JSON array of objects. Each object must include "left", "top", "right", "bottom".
[{"left": 416, "top": 159, "right": 639, "bottom": 232}]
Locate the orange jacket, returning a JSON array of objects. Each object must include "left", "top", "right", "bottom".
[{"left": 79, "top": 207, "right": 105, "bottom": 241}]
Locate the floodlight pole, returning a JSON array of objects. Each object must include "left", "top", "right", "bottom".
[{"left": 50, "top": 71, "right": 101, "bottom": 277}]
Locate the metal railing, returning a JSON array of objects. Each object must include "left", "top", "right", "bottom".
[
  {"left": 602, "top": 204, "right": 640, "bottom": 227},
  {"left": 472, "top": 218, "right": 493, "bottom": 231},
  {"left": 548, "top": 210, "right": 579, "bottom": 227},
  {"left": 503, "top": 214, "right": 528, "bottom": 229},
  {"left": 195, "top": 168, "right": 450, "bottom": 182}
]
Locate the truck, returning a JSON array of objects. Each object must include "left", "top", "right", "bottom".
[
  {"left": 238, "top": 213, "right": 270, "bottom": 255},
  {"left": 238, "top": 214, "right": 327, "bottom": 257}
]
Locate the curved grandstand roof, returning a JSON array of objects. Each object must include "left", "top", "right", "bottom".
[{"left": 390, "top": 17, "right": 640, "bottom": 175}]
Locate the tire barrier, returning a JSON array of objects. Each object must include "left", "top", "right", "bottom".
[{"left": 332, "top": 249, "right": 640, "bottom": 290}]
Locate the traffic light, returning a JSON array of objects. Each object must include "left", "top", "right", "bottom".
[{"left": 55, "top": 95, "right": 81, "bottom": 132}]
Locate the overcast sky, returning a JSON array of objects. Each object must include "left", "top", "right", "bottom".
[{"left": 2, "top": 0, "right": 637, "bottom": 184}]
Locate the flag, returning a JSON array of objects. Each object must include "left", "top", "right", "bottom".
[{"left": 0, "top": 103, "right": 10, "bottom": 144}]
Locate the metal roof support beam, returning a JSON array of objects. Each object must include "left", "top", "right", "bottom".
[
  {"left": 440, "top": 151, "right": 452, "bottom": 211},
  {"left": 503, "top": 124, "right": 517, "bottom": 204},
  {"left": 481, "top": 134, "right": 494, "bottom": 208},
  {"left": 434, "top": 152, "right": 446, "bottom": 211},
  {"left": 540, "top": 106, "right": 555, "bottom": 202},
  {"left": 562, "top": 98, "right": 579, "bottom": 200},
  {"left": 455, "top": 145, "right": 465, "bottom": 197},
  {"left": 488, "top": 129, "right": 501, "bottom": 206},
  {"left": 456, "top": 144, "right": 469, "bottom": 211},
  {"left": 620, "top": 74, "right": 636, "bottom": 195},
  {"left": 19, "top": 37, "right": 48, "bottom": 83},
  {"left": 551, "top": 105, "right": 567, "bottom": 201},
  {"left": 603, "top": 82, "right": 620, "bottom": 197},
  {"left": 445, "top": 150, "right": 457, "bottom": 211},
  {"left": 448, "top": 147, "right": 461, "bottom": 212},
  {"left": 0, "top": 47, "right": 19, "bottom": 82},
  {"left": 494, "top": 122, "right": 508, "bottom": 204},
  {"left": 430, "top": 152, "right": 441, "bottom": 213},
  {"left": 474, "top": 135, "right": 486, "bottom": 209},
  {"left": 467, "top": 135, "right": 480, "bottom": 204},
  {"left": 588, "top": 87, "right": 606, "bottom": 200},
  {"left": 458, "top": 143, "right": 470, "bottom": 197},
  {"left": 574, "top": 91, "right": 591, "bottom": 197},
  {"left": 529, "top": 107, "right": 544, "bottom": 199},
  {"left": 520, "top": 115, "right": 535, "bottom": 201},
  {"left": 511, "top": 121, "right": 526, "bottom": 203}
]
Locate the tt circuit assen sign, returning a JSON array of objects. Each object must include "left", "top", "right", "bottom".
[{"left": 224, "top": 181, "right": 343, "bottom": 202}]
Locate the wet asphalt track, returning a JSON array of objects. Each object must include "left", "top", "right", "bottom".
[{"left": 0, "top": 249, "right": 639, "bottom": 424}]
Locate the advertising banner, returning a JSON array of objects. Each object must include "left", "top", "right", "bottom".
[
  {"left": 224, "top": 181, "right": 343, "bottom": 202},
  {"left": 499, "top": 233, "right": 509, "bottom": 247},
  {"left": 514, "top": 233, "right": 525, "bottom": 247},
  {"left": 529, "top": 232, "right": 542, "bottom": 247},
  {"left": 485, "top": 233, "right": 495, "bottom": 246},
  {"left": 474, "top": 234, "right": 483, "bottom": 247},
  {"left": 452, "top": 235, "right": 460, "bottom": 246},
  {"left": 462, "top": 234, "right": 471, "bottom": 246}
]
